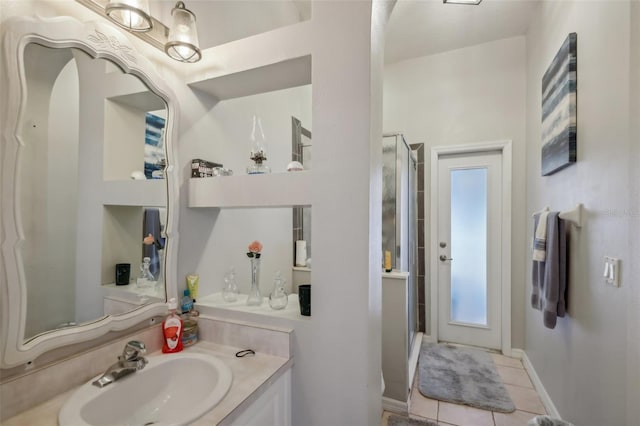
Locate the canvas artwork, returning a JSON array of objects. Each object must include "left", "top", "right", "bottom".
[
  {"left": 144, "top": 112, "right": 166, "bottom": 179},
  {"left": 541, "top": 32, "right": 577, "bottom": 176}
]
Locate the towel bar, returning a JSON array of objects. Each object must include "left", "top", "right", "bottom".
[{"left": 533, "top": 204, "right": 583, "bottom": 228}]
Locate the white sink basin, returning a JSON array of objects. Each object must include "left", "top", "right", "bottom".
[{"left": 59, "top": 352, "right": 232, "bottom": 426}]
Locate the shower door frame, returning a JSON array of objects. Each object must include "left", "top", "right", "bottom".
[
  {"left": 429, "top": 140, "right": 513, "bottom": 356},
  {"left": 382, "top": 133, "right": 419, "bottom": 352}
]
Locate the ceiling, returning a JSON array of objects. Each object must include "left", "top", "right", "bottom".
[
  {"left": 385, "top": 0, "right": 541, "bottom": 64},
  {"left": 150, "top": 0, "right": 538, "bottom": 63}
]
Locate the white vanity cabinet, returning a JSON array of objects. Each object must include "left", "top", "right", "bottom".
[{"left": 228, "top": 369, "right": 291, "bottom": 426}]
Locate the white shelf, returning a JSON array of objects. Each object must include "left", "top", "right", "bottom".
[
  {"left": 188, "top": 172, "right": 311, "bottom": 208},
  {"left": 101, "top": 180, "right": 167, "bottom": 206},
  {"left": 187, "top": 21, "right": 312, "bottom": 100},
  {"left": 196, "top": 292, "right": 308, "bottom": 322},
  {"left": 104, "top": 70, "right": 165, "bottom": 111},
  {"left": 102, "top": 282, "right": 165, "bottom": 304},
  {"left": 106, "top": 90, "right": 166, "bottom": 112},
  {"left": 189, "top": 56, "right": 311, "bottom": 101}
]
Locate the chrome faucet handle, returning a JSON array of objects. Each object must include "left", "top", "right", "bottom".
[
  {"left": 136, "top": 357, "right": 149, "bottom": 370},
  {"left": 121, "top": 340, "right": 146, "bottom": 361}
]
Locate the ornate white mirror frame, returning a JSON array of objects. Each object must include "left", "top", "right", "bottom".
[{"left": 0, "top": 15, "right": 179, "bottom": 368}]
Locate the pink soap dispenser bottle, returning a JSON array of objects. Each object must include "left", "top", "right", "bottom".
[{"left": 162, "top": 298, "right": 183, "bottom": 353}]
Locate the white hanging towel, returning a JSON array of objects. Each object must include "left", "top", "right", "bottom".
[
  {"left": 295, "top": 240, "right": 307, "bottom": 267},
  {"left": 533, "top": 210, "right": 549, "bottom": 261}
]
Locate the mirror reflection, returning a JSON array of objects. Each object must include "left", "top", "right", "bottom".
[{"left": 21, "top": 43, "right": 168, "bottom": 341}]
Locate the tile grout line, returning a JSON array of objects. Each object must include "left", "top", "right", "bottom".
[{"left": 504, "top": 381, "right": 535, "bottom": 390}]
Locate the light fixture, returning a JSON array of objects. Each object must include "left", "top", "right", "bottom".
[
  {"left": 105, "top": 0, "right": 153, "bottom": 32},
  {"left": 78, "top": 0, "right": 202, "bottom": 63},
  {"left": 164, "top": 1, "right": 202, "bottom": 63},
  {"left": 443, "top": 0, "right": 483, "bottom": 5}
]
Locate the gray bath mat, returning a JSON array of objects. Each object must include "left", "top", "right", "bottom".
[
  {"left": 418, "top": 342, "right": 515, "bottom": 413},
  {"left": 387, "top": 415, "right": 438, "bottom": 426}
]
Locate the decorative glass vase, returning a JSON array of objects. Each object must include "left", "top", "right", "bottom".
[
  {"left": 269, "top": 271, "right": 288, "bottom": 310},
  {"left": 136, "top": 257, "right": 154, "bottom": 289},
  {"left": 246, "top": 257, "right": 262, "bottom": 306},
  {"left": 222, "top": 266, "right": 239, "bottom": 302}
]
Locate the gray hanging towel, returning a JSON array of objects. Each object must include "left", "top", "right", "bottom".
[
  {"left": 531, "top": 212, "right": 568, "bottom": 329},
  {"left": 143, "top": 208, "right": 162, "bottom": 278}
]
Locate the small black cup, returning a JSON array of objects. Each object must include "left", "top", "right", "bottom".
[
  {"left": 298, "top": 284, "right": 311, "bottom": 316},
  {"left": 115, "top": 263, "right": 131, "bottom": 285}
]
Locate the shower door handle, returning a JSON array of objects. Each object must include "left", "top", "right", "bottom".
[{"left": 439, "top": 255, "right": 453, "bottom": 262}]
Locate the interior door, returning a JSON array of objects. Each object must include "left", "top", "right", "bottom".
[{"left": 436, "top": 151, "right": 502, "bottom": 350}]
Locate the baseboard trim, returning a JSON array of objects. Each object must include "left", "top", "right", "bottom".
[
  {"left": 510, "top": 348, "right": 524, "bottom": 359},
  {"left": 422, "top": 334, "right": 437, "bottom": 343},
  {"left": 382, "top": 396, "right": 408, "bottom": 415},
  {"left": 517, "top": 349, "right": 561, "bottom": 419}
]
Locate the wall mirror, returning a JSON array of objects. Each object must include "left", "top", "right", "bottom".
[{"left": 1, "top": 16, "right": 179, "bottom": 368}]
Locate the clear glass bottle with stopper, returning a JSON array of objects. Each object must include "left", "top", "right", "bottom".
[
  {"left": 222, "top": 266, "right": 239, "bottom": 302},
  {"left": 269, "top": 271, "right": 288, "bottom": 310},
  {"left": 136, "top": 257, "right": 155, "bottom": 288}
]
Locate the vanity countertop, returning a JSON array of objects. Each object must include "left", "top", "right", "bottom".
[{"left": 3, "top": 341, "right": 293, "bottom": 426}]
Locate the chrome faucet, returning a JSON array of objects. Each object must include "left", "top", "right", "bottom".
[{"left": 92, "top": 340, "right": 148, "bottom": 388}]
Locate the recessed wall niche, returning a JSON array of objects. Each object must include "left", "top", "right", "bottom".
[
  {"left": 186, "top": 84, "right": 311, "bottom": 309},
  {"left": 103, "top": 96, "right": 166, "bottom": 181},
  {"left": 101, "top": 205, "right": 147, "bottom": 286}
]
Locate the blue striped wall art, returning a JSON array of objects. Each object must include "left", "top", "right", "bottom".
[
  {"left": 144, "top": 112, "right": 166, "bottom": 179},
  {"left": 541, "top": 32, "right": 577, "bottom": 176}
]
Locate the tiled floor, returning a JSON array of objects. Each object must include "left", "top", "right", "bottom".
[{"left": 382, "top": 353, "right": 547, "bottom": 426}]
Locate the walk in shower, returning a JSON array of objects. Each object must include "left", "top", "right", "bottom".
[{"left": 383, "top": 132, "right": 418, "bottom": 341}]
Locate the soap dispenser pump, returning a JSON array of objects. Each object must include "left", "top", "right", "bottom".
[{"left": 162, "top": 298, "right": 183, "bottom": 353}]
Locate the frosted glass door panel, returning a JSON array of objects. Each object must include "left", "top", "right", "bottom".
[{"left": 450, "top": 168, "right": 487, "bottom": 326}]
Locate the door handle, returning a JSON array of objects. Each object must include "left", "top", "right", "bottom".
[{"left": 439, "top": 255, "right": 453, "bottom": 262}]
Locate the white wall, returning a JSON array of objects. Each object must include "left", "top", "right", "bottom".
[
  {"left": 628, "top": 3, "right": 640, "bottom": 422},
  {"left": 46, "top": 56, "right": 80, "bottom": 327},
  {"left": 524, "top": 2, "right": 635, "bottom": 425},
  {"left": 383, "top": 36, "right": 528, "bottom": 347},
  {"left": 21, "top": 45, "right": 79, "bottom": 337}
]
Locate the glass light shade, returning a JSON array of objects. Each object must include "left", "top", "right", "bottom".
[
  {"left": 250, "top": 114, "right": 267, "bottom": 159},
  {"left": 165, "top": 1, "right": 202, "bottom": 63},
  {"left": 105, "top": 0, "right": 153, "bottom": 32},
  {"left": 246, "top": 114, "right": 271, "bottom": 174}
]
